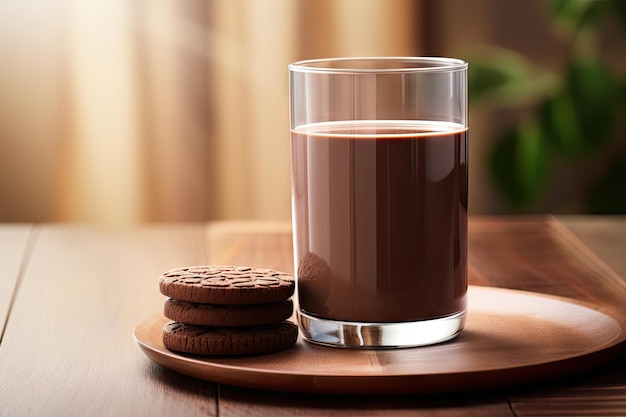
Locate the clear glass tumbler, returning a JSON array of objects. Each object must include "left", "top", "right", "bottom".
[{"left": 289, "top": 57, "right": 468, "bottom": 348}]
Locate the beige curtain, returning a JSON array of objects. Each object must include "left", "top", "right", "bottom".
[{"left": 0, "top": 0, "right": 419, "bottom": 224}]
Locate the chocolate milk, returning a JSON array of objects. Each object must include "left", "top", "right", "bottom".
[{"left": 291, "top": 121, "right": 468, "bottom": 323}]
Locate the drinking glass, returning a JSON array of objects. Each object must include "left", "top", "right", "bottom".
[{"left": 289, "top": 57, "right": 468, "bottom": 348}]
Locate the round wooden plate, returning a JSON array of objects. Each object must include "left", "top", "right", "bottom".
[{"left": 134, "top": 286, "right": 626, "bottom": 395}]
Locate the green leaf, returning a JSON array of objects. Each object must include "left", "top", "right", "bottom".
[
  {"left": 540, "top": 58, "right": 617, "bottom": 158},
  {"left": 489, "top": 122, "right": 551, "bottom": 208},
  {"left": 587, "top": 158, "right": 626, "bottom": 214},
  {"left": 548, "top": 0, "right": 608, "bottom": 33},
  {"left": 468, "top": 60, "right": 509, "bottom": 103},
  {"left": 539, "top": 93, "right": 587, "bottom": 157},
  {"left": 567, "top": 58, "right": 617, "bottom": 147},
  {"left": 467, "top": 49, "right": 553, "bottom": 107}
]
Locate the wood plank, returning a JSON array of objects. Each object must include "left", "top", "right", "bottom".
[
  {"left": 508, "top": 355, "right": 626, "bottom": 417},
  {"left": 208, "top": 218, "right": 626, "bottom": 416},
  {"left": 219, "top": 387, "right": 514, "bottom": 417},
  {"left": 205, "top": 221, "right": 492, "bottom": 286},
  {"left": 0, "top": 224, "right": 217, "bottom": 417},
  {"left": 470, "top": 216, "right": 626, "bottom": 417},
  {"left": 206, "top": 221, "right": 294, "bottom": 274},
  {"left": 557, "top": 216, "right": 626, "bottom": 282},
  {"left": 206, "top": 221, "right": 514, "bottom": 416},
  {"left": 4, "top": 219, "right": 623, "bottom": 416},
  {"left": 469, "top": 216, "right": 626, "bottom": 309},
  {"left": 0, "top": 224, "right": 33, "bottom": 335}
]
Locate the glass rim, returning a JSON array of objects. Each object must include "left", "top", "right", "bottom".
[{"left": 289, "top": 56, "right": 467, "bottom": 74}]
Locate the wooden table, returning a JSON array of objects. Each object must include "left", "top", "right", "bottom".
[{"left": 1, "top": 216, "right": 625, "bottom": 416}]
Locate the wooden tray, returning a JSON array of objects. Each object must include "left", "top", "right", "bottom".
[{"left": 134, "top": 286, "right": 626, "bottom": 395}]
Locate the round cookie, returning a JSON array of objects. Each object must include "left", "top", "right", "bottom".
[
  {"left": 162, "top": 321, "right": 299, "bottom": 356},
  {"left": 159, "top": 266, "right": 295, "bottom": 305},
  {"left": 164, "top": 298, "right": 294, "bottom": 327}
]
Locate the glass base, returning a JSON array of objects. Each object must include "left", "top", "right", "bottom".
[{"left": 297, "top": 310, "right": 466, "bottom": 349}]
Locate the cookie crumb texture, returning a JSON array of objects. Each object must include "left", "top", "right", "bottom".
[
  {"left": 159, "top": 266, "right": 295, "bottom": 304},
  {"left": 162, "top": 321, "right": 299, "bottom": 356}
]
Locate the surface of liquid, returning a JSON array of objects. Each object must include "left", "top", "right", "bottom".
[{"left": 290, "top": 120, "right": 468, "bottom": 323}]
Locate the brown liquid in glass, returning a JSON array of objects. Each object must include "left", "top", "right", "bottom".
[{"left": 291, "top": 121, "right": 468, "bottom": 323}]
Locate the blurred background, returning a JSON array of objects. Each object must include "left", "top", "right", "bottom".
[{"left": 0, "top": 0, "right": 624, "bottom": 224}]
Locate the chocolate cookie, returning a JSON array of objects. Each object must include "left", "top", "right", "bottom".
[
  {"left": 159, "top": 266, "right": 295, "bottom": 305},
  {"left": 164, "top": 298, "right": 293, "bottom": 327},
  {"left": 162, "top": 321, "right": 299, "bottom": 356}
]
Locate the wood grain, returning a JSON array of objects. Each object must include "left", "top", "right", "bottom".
[
  {"left": 469, "top": 216, "right": 626, "bottom": 309},
  {"left": 206, "top": 221, "right": 294, "bottom": 274},
  {"left": 135, "top": 286, "right": 626, "bottom": 394},
  {"left": 558, "top": 216, "right": 626, "bottom": 282},
  {"left": 508, "top": 353, "right": 626, "bottom": 416},
  {"left": 218, "top": 386, "right": 513, "bottom": 417},
  {"left": 0, "top": 224, "right": 32, "bottom": 335},
  {"left": 470, "top": 216, "right": 626, "bottom": 417},
  {"left": 206, "top": 220, "right": 515, "bottom": 415},
  {"left": 205, "top": 220, "right": 500, "bottom": 287},
  {"left": 2, "top": 218, "right": 625, "bottom": 417},
  {"left": 0, "top": 224, "right": 216, "bottom": 417},
  {"left": 206, "top": 217, "right": 626, "bottom": 416}
]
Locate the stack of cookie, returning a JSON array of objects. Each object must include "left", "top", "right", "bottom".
[{"left": 158, "top": 265, "right": 299, "bottom": 356}]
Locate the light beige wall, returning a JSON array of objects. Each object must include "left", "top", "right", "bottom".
[
  {"left": 210, "top": 0, "right": 420, "bottom": 220},
  {"left": 0, "top": 0, "right": 419, "bottom": 223},
  {"left": 0, "top": 0, "right": 64, "bottom": 222}
]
